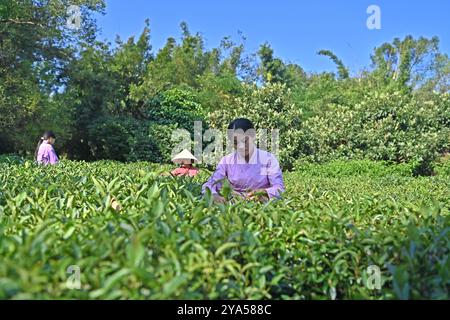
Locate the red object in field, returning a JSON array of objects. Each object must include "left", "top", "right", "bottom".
[{"left": 170, "top": 167, "right": 199, "bottom": 177}]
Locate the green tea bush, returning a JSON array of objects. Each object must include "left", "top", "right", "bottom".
[
  {"left": 388, "top": 215, "right": 449, "bottom": 299},
  {"left": 434, "top": 155, "right": 450, "bottom": 176},
  {"left": 294, "top": 159, "right": 415, "bottom": 178},
  {"left": 0, "top": 160, "right": 448, "bottom": 299},
  {"left": 0, "top": 154, "right": 24, "bottom": 165},
  {"left": 300, "top": 91, "right": 450, "bottom": 175}
]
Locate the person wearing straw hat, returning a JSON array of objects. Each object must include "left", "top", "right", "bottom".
[{"left": 170, "top": 149, "right": 199, "bottom": 177}]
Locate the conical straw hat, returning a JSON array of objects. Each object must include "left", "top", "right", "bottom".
[{"left": 171, "top": 149, "right": 198, "bottom": 164}]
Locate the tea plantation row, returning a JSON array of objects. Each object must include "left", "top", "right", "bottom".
[{"left": 0, "top": 160, "right": 448, "bottom": 299}]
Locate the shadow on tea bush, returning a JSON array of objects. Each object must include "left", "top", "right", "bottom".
[
  {"left": 434, "top": 156, "right": 450, "bottom": 177},
  {"left": 388, "top": 213, "right": 450, "bottom": 299},
  {"left": 0, "top": 154, "right": 24, "bottom": 165}
]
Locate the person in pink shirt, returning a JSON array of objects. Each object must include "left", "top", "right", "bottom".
[
  {"left": 202, "top": 118, "right": 285, "bottom": 203},
  {"left": 35, "top": 131, "right": 59, "bottom": 165},
  {"left": 170, "top": 149, "right": 199, "bottom": 177}
]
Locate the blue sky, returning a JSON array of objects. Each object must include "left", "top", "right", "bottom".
[{"left": 95, "top": 0, "right": 450, "bottom": 74}]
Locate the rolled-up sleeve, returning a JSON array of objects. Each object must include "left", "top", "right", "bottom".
[
  {"left": 264, "top": 155, "right": 285, "bottom": 199},
  {"left": 202, "top": 158, "right": 227, "bottom": 195}
]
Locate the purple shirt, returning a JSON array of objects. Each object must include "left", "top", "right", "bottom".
[
  {"left": 202, "top": 148, "right": 285, "bottom": 199},
  {"left": 36, "top": 141, "right": 59, "bottom": 165}
]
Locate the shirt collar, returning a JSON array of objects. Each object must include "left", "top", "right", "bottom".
[{"left": 236, "top": 145, "right": 258, "bottom": 164}]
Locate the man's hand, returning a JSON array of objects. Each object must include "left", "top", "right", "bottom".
[
  {"left": 246, "top": 189, "right": 269, "bottom": 202},
  {"left": 232, "top": 190, "right": 246, "bottom": 199},
  {"left": 213, "top": 194, "right": 227, "bottom": 204}
]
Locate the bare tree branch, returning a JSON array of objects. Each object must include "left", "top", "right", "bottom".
[{"left": 0, "top": 19, "right": 45, "bottom": 28}]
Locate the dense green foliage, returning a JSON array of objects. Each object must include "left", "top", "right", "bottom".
[
  {"left": 0, "top": 0, "right": 105, "bottom": 154},
  {"left": 0, "top": 160, "right": 448, "bottom": 299},
  {"left": 1, "top": 0, "right": 449, "bottom": 302},
  {"left": 209, "top": 83, "right": 303, "bottom": 170},
  {"left": 84, "top": 85, "right": 206, "bottom": 163},
  {"left": 299, "top": 91, "right": 450, "bottom": 175},
  {"left": 1, "top": 1, "right": 449, "bottom": 173}
]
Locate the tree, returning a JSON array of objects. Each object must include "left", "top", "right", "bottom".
[
  {"left": 109, "top": 19, "right": 153, "bottom": 117},
  {"left": 0, "top": 0, "right": 105, "bottom": 155},
  {"left": 131, "top": 23, "right": 252, "bottom": 112},
  {"left": 257, "top": 43, "right": 287, "bottom": 84},
  {"left": 370, "top": 36, "right": 449, "bottom": 92},
  {"left": 317, "top": 50, "right": 349, "bottom": 80},
  {"left": 257, "top": 43, "right": 306, "bottom": 89},
  {"left": 131, "top": 22, "right": 215, "bottom": 100}
]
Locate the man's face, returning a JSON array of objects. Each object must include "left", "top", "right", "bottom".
[
  {"left": 233, "top": 132, "right": 255, "bottom": 157},
  {"left": 181, "top": 159, "right": 192, "bottom": 166}
]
